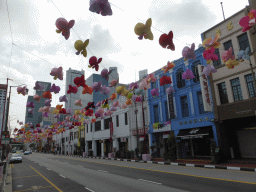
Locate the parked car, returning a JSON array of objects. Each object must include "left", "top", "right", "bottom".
[
  {"left": 28, "top": 151, "right": 32, "bottom": 154},
  {"left": 24, "top": 151, "right": 30, "bottom": 155},
  {"left": 10, "top": 154, "right": 22, "bottom": 163}
]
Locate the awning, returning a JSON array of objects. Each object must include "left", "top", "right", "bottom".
[{"left": 176, "top": 127, "right": 211, "bottom": 138}]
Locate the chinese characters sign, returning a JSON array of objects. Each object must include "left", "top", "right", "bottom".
[
  {"left": 198, "top": 65, "right": 212, "bottom": 112},
  {"left": 167, "top": 92, "right": 175, "bottom": 119},
  {"left": 110, "top": 122, "right": 113, "bottom": 137}
]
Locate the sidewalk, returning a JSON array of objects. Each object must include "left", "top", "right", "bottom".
[
  {"left": 58, "top": 153, "right": 256, "bottom": 172},
  {"left": 2, "top": 154, "right": 12, "bottom": 192}
]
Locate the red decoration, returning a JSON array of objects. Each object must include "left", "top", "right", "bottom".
[
  {"left": 85, "top": 109, "right": 93, "bottom": 116},
  {"left": 67, "top": 85, "right": 78, "bottom": 94},
  {"left": 59, "top": 108, "right": 67, "bottom": 114},
  {"left": 160, "top": 75, "right": 172, "bottom": 86},
  {"left": 89, "top": 56, "right": 102, "bottom": 71},
  {"left": 74, "top": 75, "right": 86, "bottom": 87},
  {"left": 159, "top": 31, "right": 175, "bottom": 51}
]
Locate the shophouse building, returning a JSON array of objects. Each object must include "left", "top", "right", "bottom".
[
  {"left": 201, "top": 7, "right": 256, "bottom": 160},
  {"left": 147, "top": 46, "right": 218, "bottom": 159}
]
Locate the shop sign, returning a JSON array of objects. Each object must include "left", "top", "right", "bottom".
[
  {"left": 110, "top": 122, "right": 113, "bottom": 137},
  {"left": 189, "top": 128, "right": 199, "bottom": 134},
  {"left": 163, "top": 134, "right": 169, "bottom": 139},
  {"left": 139, "top": 136, "right": 144, "bottom": 141},
  {"left": 167, "top": 92, "right": 175, "bottom": 119},
  {"left": 132, "top": 128, "right": 148, "bottom": 135},
  {"left": 99, "top": 140, "right": 103, "bottom": 143},
  {"left": 198, "top": 65, "right": 212, "bottom": 112},
  {"left": 121, "top": 138, "right": 127, "bottom": 142}
]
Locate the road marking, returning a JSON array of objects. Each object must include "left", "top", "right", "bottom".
[
  {"left": 98, "top": 170, "right": 108, "bottom": 173},
  {"left": 14, "top": 185, "right": 53, "bottom": 192},
  {"left": 85, "top": 187, "right": 95, "bottom": 192},
  {"left": 30, "top": 166, "right": 63, "bottom": 192},
  {"left": 39, "top": 164, "right": 42, "bottom": 166},
  {"left": 12, "top": 175, "right": 40, "bottom": 179},
  {"left": 138, "top": 179, "right": 162, "bottom": 185},
  {"left": 47, "top": 168, "right": 51, "bottom": 171},
  {"left": 44, "top": 154, "right": 256, "bottom": 185},
  {"left": 59, "top": 174, "right": 66, "bottom": 178}
]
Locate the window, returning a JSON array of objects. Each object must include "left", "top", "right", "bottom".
[
  {"left": 104, "top": 118, "right": 112, "bottom": 129},
  {"left": 124, "top": 113, "right": 128, "bottom": 125},
  {"left": 197, "top": 91, "right": 205, "bottom": 114},
  {"left": 153, "top": 104, "right": 159, "bottom": 123},
  {"left": 230, "top": 78, "right": 243, "bottom": 101},
  {"left": 151, "top": 82, "right": 156, "bottom": 89},
  {"left": 223, "top": 40, "right": 234, "bottom": 55},
  {"left": 192, "top": 61, "right": 200, "bottom": 82},
  {"left": 217, "top": 82, "right": 229, "bottom": 104},
  {"left": 213, "top": 48, "right": 221, "bottom": 67},
  {"left": 176, "top": 68, "right": 185, "bottom": 88},
  {"left": 165, "top": 101, "right": 169, "bottom": 121},
  {"left": 180, "top": 96, "right": 189, "bottom": 117},
  {"left": 95, "top": 121, "right": 101, "bottom": 131},
  {"left": 90, "top": 124, "right": 92, "bottom": 132},
  {"left": 116, "top": 115, "right": 119, "bottom": 127},
  {"left": 238, "top": 33, "right": 251, "bottom": 54},
  {"left": 245, "top": 74, "right": 256, "bottom": 98}
]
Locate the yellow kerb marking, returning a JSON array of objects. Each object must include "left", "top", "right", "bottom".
[
  {"left": 14, "top": 186, "right": 52, "bottom": 192},
  {"left": 30, "top": 166, "right": 63, "bottom": 192}
]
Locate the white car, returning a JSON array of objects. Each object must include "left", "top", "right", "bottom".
[{"left": 10, "top": 154, "right": 22, "bottom": 163}]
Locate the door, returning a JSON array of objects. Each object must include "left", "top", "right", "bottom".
[
  {"left": 97, "top": 141, "right": 101, "bottom": 157},
  {"left": 236, "top": 129, "right": 256, "bottom": 158}
]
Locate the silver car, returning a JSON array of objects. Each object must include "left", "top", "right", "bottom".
[{"left": 10, "top": 154, "right": 22, "bottom": 163}]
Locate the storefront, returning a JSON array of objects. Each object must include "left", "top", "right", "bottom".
[
  {"left": 104, "top": 139, "right": 112, "bottom": 157},
  {"left": 96, "top": 140, "right": 102, "bottom": 157},
  {"left": 132, "top": 127, "right": 149, "bottom": 155},
  {"left": 176, "top": 126, "right": 214, "bottom": 158},
  {"left": 216, "top": 98, "right": 256, "bottom": 160}
]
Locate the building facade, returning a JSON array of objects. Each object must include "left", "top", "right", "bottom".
[
  {"left": 25, "top": 81, "right": 51, "bottom": 130},
  {"left": 201, "top": 7, "right": 256, "bottom": 160},
  {"left": 147, "top": 46, "right": 218, "bottom": 159}
]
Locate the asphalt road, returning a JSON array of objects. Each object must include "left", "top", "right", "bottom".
[{"left": 19, "top": 153, "right": 256, "bottom": 192}]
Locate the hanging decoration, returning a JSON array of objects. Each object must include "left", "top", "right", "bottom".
[
  {"left": 89, "top": 56, "right": 102, "bottom": 71},
  {"left": 182, "top": 69, "right": 195, "bottom": 80},
  {"left": 134, "top": 18, "right": 153, "bottom": 40},
  {"left": 89, "top": 0, "right": 113, "bottom": 16},
  {"left": 67, "top": 85, "right": 78, "bottom": 94},
  {"left": 203, "top": 64, "right": 217, "bottom": 76},
  {"left": 202, "top": 34, "right": 220, "bottom": 50},
  {"left": 182, "top": 43, "right": 196, "bottom": 61},
  {"left": 159, "top": 31, "right": 175, "bottom": 51},
  {"left": 50, "top": 67, "right": 63, "bottom": 80},
  {"left": 101, "top": 69, "right": 113, "bottom": 81},
  {"left": 74, "top": 39, "right": 89, "bottom": 57},
  {"left": 239, "top": 9, "right": 256, "bottom": 32},
  {"left": 203, "top": 47, "right": 219, "bottom": 64},
  {"left": 74, "top": 75, "right": 86, "bottom": 87},
  {"left": 17, "top": 86, "right": 26, "bottom": 96},
  {"left": 55, "top": 18, "right": 75, "bottom": 40},
  {"left": 160, "top": 75, "right": 172, "bottom": 86},
  {"left": 237, "top": 47, "right": 250, "bottom": 62},
  {"left": 162, "top": 61, "right": 175, "bottom": 74},
  {"left": 151, "top": 88, "right": 159, "bottom": 97},
  {"left": 49, "top": 84, "right": 60, "bottom": 94}
]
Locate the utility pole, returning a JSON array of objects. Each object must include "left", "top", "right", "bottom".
[
  {"left": 135, "top": 101, "right": 140, "bottom": 160},
  {"left": 220, "top": 2, "right": 225, "bottom": 20}
]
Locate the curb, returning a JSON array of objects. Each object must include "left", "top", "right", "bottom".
[{"left": 54, "top": 154, "right": 256, "bottom": 172}]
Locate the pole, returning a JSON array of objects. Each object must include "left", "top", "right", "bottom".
[
  {"left": 142, "top": 95, "right": 146, "bottom": 154},
  {"left": 0, "top": 78, "right": 9, "bottom": 161},
  {"left": 249, "top": 58, "right": 256, "bottom": 94},
  {"left": 135, "top": 101, "right": 139, "bottom": 160},
  {"left": 220, "top": 2, "right": 225, "bottom": 20}
]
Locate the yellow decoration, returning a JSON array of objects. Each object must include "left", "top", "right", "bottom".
[
  {"left": 227, "top": 22, "right": 233, "bottom": 30},
  {"left": 134, "top": 18, "right": 153, "bottom": 40},
  {"left": 215, "top": 29, "right": 221, "bottom": 36}
]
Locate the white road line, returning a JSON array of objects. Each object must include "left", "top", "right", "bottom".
[
  {"left": 39, "top": 165, "right": 42, "bottom": 166},
  {"left": 98, "top": 170, "right": 108, "bottom": 173},
  {"left": 138, "top": 179, "right": 162, "bottom": 185},
  {"left": 85, "top": 187, "right": 95, "bottom": 192},
  {"left": 47, "top": 168, "right": 51, "bottom": 170},
  {"left": 59, "top": 174, "right": 66, "bottom": 178}
]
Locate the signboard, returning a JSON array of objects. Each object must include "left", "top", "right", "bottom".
[
  {"left": 2, "top": 131, "right": 9, "bottom": 136},
  {"left": 139, "top": 137, "right": 144, "bottom": 141},
  {"left": 198, "top": 65, "right": 212, "bottom": 112},
  {"left": 110, "top": 122, "right": 113, "bottom": 137},
  {"left": 167, "top": 92, "right": 175, "bottom": 119},
  {"left": 5, "top": 135, "right": 10, "bottom": 138},
  {"left": 132, "top": 128, "right": 148, "bottom": 135}
]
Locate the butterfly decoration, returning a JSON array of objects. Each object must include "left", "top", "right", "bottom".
[
  {"left": 50, "top": 66, "right": 63, "bottom": 80},
  {"left": 203, "top": 64, "right": 217, "bottom": 76},
  {"left": 89, "top": 0, "right": 113, "bottom": 16},
  {"left": 239, "top": 9, "right": 256, "bottom": 32},
  {"left": 85, "top": 109, "right": 93, "bottom": 116},
  {"left": 74, "top": 75, "right": 86, "bottom": 87},
  {"left": 17, "top": 86, "right": 26, "bottom": 96},
  {"left": 33, "top": 82, "right": 44, "bottom": 91},
  {"left": 28, "top": 108, "right": 34, "bottom": 114},
  {"left": 95, "top": 101, "right": 102, "bottom": 107},
  {"left": 49, "top": 84, "right": 60, "bottom": 94},
  {"left": 101, "top": 69, "right": 113, "bottom": 81},
  {"left": 162, "top": 61, "right": 175, "bottom": 74},
  {"left": 225, "top": 58, "right": 240, "bottom": 69},
  {"left": 145, "top": 73, "right": 157, "bottom": 84},
  {"left": 26, "top": 102, "right": 34, "bottom": 108},
  {"left": 110, "top": 93, "right": 117, "bottom": 101},
  {"left": 126, "top": 92, "right": 133, "bottom": 99},
  {"left": 151, "top": 88, "right": 159, "bottom": 97},
  {"left": 134, "top": 18, "right": 153, "bottom": 40},
  {"left": 75, "top": 99, "right": 82, "bottom": 106},
  {"left": 82, "top": 84, "right": 93, "bottom": 94},
  {"left": 85, "top": 102, "right": 95, "bottom": 110},
  {"left": 59, "top": 108, "right": 67, "bottom": 114},
  {"left": 101, "top": 99, "right": 109, "bottom": 108},
  {"left": 33, "top": 94, "right": 41, "bottom": 102},
  {"left": 42, "top": 91, "right": 52, "bottom": 99},
  {"left": 139, "top": 79, "right": 151, "bottom": 90},
  {"left": 44, "top": 99, "right": 52, "bottom": 106},
  {"left": 160, "top": 75, "right": 172, "bottom": 86},
  {"left": 55, "top": 18, "right": 75, "bottom": 40},
  {"left": 166, "top": 86, "right": 175, "bottom": 94},
  {"left": 74, "top": 39, "right": 89, "bottom": 57},
  {"left": 202, "top": 34, "right": 221, "bottom": 50},
  {"left": 92, "top": 81, "right": 102, "bottom": 92},
  {"left": 159, "top": 31, "right": 175, "bottom": 51},
  {"left": 89, "top": 56, "right": 102, "bottom": 71},
  {"left": 129, "top": 82, "right": 139, "bottom": 91},
  {"left": 237, "top": 47, "right": 250, "bottom": 62},
  {"left": 203, "top": 47, "right": 219, "bottom": 64},
  {"left": 113, "top": 100, "right": 120, "bottom": 107},
  {"left": 182, "top": 69, "right": 195, "bottom": 80},
  {"left": 126, "top": 99, "right": 132, "bottom": 105},
  {"left": 59, "top": 95, "right": 68, "bottom": 102},
  {"left": 222, "top": 47, "right": 235, "bottom": 62},
  {"left": 109, "top": 78, "right": 119, "bottom": 87},
  {"left": 100, "top": 85, "right": 110, "bottom": 95},
  {"left": 182, "top": 43, "right": 196, "bottom": 61},
  {"left": 67, "top": 85, "right": 78, "bottom": 94}
]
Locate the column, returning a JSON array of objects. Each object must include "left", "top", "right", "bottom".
[
  {"left": 85, "top": 141, "right": 88, "bottom": 156},
  {"left": 101, "top": 142, "right": 104, "bottom": 157},
  {"left": 148, "top": 133, "right": 153, "bottom": 155},
  {"left": 92, "top": 140, "right": 96, "bottom": 157}
]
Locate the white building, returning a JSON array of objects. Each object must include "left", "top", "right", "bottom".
[{"left": 42, "top": 107, "right": 58, "bottom": 124}]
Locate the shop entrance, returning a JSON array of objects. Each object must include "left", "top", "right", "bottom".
[{"left": 96, "top": 140, "right": 101, "bottom": 157}]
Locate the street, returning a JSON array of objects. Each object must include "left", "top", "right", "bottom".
[{"left": 11, "top": 153, "right": 256, "bottom": 192}]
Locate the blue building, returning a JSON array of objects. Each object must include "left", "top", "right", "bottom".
[{"left": 147, "top": 46, "right": 218, "bottom": 159}]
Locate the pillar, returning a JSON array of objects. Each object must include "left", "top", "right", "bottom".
[{"left": 92, "top": 140, "right": 96, "bottom": 157}]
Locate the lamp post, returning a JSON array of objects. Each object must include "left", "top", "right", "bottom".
[{"left": 1, "top": 86, "right": 28, "bottom": 160}]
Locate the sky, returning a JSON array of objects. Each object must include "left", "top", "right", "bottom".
[{"left": 0, "top": 0, "right": 249, "bottom": 132}]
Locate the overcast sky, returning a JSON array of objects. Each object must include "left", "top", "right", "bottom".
[{"left": 0, "top": 0, "right": 249, "bottom": 132}]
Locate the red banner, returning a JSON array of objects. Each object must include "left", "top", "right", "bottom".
[{"left": 110, "top": 122, "right": 113, "bottom": 137}]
